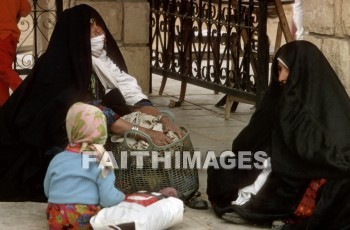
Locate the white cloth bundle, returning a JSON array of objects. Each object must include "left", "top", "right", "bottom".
[{"left": 90, "top": 193, "right": 184, "bottom": 230}]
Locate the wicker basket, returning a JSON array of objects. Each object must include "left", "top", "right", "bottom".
[{"left": 108, "top": 127, "right": 199, "bottom": 200}]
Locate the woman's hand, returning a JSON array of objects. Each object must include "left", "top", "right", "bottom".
[
  {"left": 132, "top": 106, "right": 184, "bottom": 138},
  {"left": 159, "top": 116, "right": 184, "bottom": 139},
  {"left": 141, "top": 128, "right": 173, "bottom": 146},
  {"left": 109, "top": 118, "right": 178, "bottom": 146}
]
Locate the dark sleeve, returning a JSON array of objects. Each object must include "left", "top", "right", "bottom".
[
  {"left": 134, "top": 99, "right": 154, "bottom": 107},
  {"left": 101, "top": 88, "right": 133, "bottom": 116}
]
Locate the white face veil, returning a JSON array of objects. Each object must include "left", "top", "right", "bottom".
[{"left": 91, "top": 34, "right": 105, "bottom": 57}]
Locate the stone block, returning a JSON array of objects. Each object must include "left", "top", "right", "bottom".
[
  {"left": 304, "top": 0, "right": 335, "bottom": 35},
  {"left": 124, "top": 2, "right": 149, "bottom": 44},
  {"left": 120, "top": 47, "right": 150, "bottom": 93},
  {"left": 332, "top": 0, "right": 350, "bottom": 37},
  {"left": 321, "top": 38, "right": 350, "bottom": 90},
  {"left": 76, "top": 0, "right": 123, "bottom": 41},
  {"left": 304, "top": 35, "right": 324, "bottom": 49},
  {"left": 341, "top": 0, "right": 350, "bottom": 36}
]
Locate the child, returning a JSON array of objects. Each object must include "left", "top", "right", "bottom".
[{"left": 44, "top": 102, "right": 125, "bottom": 229}]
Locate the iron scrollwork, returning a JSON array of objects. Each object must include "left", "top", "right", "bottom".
[
  {"left": 15, "top": 0, "right": 62, "bottom": 75},
  {"left": 150, "top": 0, "right": 269, "bottom": 105}
]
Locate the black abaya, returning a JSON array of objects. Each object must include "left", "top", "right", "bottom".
[
  {"left": 0, "top": 4, "right": 128, "bottom": 201},
  {"left": 207, "top": 41, "right": 350, "bottom": 229}
]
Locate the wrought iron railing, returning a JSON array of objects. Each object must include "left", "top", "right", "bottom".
[
  {"left": 150, "top": 0, "right": 269, "bottom": 107},
  {"left": 15, "top": 0, "right": 63, "bottom": 75}
]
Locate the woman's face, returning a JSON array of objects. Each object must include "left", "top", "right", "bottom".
[
  {"left": 277, "top": 60, "right": 289, "bottom": 85},
  {"left": 90, "top": 20, "right": 105, "bottom": 38}
]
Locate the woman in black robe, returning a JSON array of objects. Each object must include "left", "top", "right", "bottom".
[
  {"left": 0, "top": 4, "right": 181, "bottom": 201},
  {"left": 207, "top": 40, "right": 350, "bottom": 229}
]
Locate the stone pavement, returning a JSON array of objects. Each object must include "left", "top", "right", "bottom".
[
  {"left": 150, "top": 75, "right": 268, "bottom": 230},
  {"left": 0, "top": 75, "right": 269, "bottom": 230}
]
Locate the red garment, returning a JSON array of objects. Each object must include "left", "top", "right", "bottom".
[
  {"left": 0, "top": 0, "right": 31, "bottom": 106},
  {"left": 0, "top": 35, "right": 22, "bottom": 106},
  {"left": 0, "top": 0, "right": 31, "bottom": 40},
  {"left": 65, "top": 143, "right": 83, "bottom": 153},
  {"left": 46, "top": 203, "right": 101, "bottom": 229},
  {"left": 292, "top": 179, "right": 327, "bottom": 222}
]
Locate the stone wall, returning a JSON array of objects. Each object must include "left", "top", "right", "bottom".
[
  {"left": 303, "top": 0, "right": 350, "bottom": 94},
  {"left": 73, "top": 0, "right": 150, "bottom": 93}
]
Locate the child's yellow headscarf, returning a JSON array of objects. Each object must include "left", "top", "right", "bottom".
[{"left": 66, "top": 102, "right": 112, "bottom": 176}]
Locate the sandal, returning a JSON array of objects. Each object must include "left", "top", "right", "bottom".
[
  {"left": 271, "top": 220, "right": 286, "bottom": 230},
  {"left": 184, "top": 192, "right": 208, "bottom": 210}
]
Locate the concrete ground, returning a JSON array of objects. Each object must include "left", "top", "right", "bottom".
[
  {"left": 150, "top": 74, "right": 254, "bottom": 199},
  {"left": 151, "top": 75, "right": 269, "bottom": 230},
  {"left": 0, "top": 75, "right": 270, "bottom": 230}
]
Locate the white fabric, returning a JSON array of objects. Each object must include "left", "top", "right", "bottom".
[
  {"left": 90, "top": 194, "right": 184, "bottom": 230},
  {"left": 277, "top": 57, "right": 289, "bottom": 69},
  {"left": 231, "top": 159, "right": 271, "bottom": 206},
  {"left": 111, "top": 111, "right": 180, "bottom": 149},
  {"left": 91, "top": 49, "right": 148, "bottom": 106},
  {"left": 91, "top": 34, "right": 105, "bottom": 57},
  {"left": 292, "top": 0, "right": 304, "bottom": 40}
]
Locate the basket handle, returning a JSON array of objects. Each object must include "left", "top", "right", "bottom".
[{"left": 159, "top": 109, "right": 175, "bottom": 122}]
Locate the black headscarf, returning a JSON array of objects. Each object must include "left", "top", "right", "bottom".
[
  {"left": 270, "top": 41, "right": 350, "bottom": 178},
  {"left": 207, "top": 41, "right": 350, "bottom": 228},
  {"left": 231, "top": 40, "right": 350, "bottom": 181},
  {"left": 0, "top": 4, "right": 128, "bottom": 201}
]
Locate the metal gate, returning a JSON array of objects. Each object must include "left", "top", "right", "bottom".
[
  {"left": 150, "top": 0, "right": 270, "bottom": 110},
  {"left": 15, "top": 0, "right": 63, "bottom": 75},
  {"left": 15, "top": 0, "right": 272, "bottom": 110}
]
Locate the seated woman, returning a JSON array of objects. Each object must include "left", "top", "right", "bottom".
[
  {"left": 0, "top": 4, "right": 182, "bottom": 201},
  {"left": 207, "top": 41, "right": 350, "bottom": 229}
]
